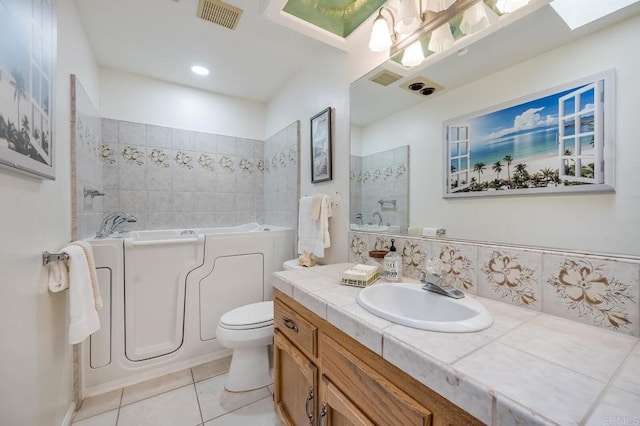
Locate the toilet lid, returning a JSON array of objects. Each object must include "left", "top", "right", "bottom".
[{"left": 219, "top": 301, "right": 274, "bottom": 330}]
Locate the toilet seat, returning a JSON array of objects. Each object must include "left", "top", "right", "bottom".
[{"left": 219, "top": 301, "right": 273, "bottom": 330}]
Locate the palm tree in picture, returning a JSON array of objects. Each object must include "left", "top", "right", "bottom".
[
  {"left": 503, "top": 155, "right": 513, "bottom": 185},
  {"left": 492, "top": 160, "right": 503, "bottom": 181},
  {"left": 10, "top": 70, "right": 27, "bottom": 124},
  {"left": 473, "top": 162, "right": 486, "bottom": 183}
]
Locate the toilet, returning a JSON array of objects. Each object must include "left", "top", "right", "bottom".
[{"left": 216, "top": 258, "right": 311, "bottom": 392}]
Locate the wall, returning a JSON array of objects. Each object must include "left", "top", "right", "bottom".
[
  {"left": 99, "top": 68, "right": 266, "bottom": 141},
  {"left": 359, "top": 14, "right": 640, "bottom": 257},
  {"left": 0, "top": 0, "right": 99, "bottom": 424},
  {"left": 98, "top": 118, "right": 265, "bottom": 233},
  {"left": 265, "top": 51, "right": 351, "bottom": 265}
]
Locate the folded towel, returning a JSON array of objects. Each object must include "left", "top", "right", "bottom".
[
  {"left": 69, "top": 240, "right": 102, "bottom": 310},
  {"left": 298, "top": 195, "right": 332, "bottom": 258},
  {"left": 47, "top": 260, "right": 69, "bottom": 293},
  {"left": 62, "top": 243, "right": 101, "bottom": 344}
]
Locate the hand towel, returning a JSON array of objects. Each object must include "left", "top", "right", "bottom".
[
  {"left": 309, "top": 194, "right": 323, "bottom": 220},
  {"left": 63, "top": 243, "right": 101, "bottom": 344},
  {"left": 69, "top": 240, "right": 102, "bottom": 310},
  {"left": 298, "top": 195, "right": 332, "bottom": 258},
  {"left": 47, "top": 260, "right": 69, "bottom": 293}
]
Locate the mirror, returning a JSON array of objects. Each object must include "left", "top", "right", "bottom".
[{"left": 350, "top": 3, "right": 640, "bottom": 255}]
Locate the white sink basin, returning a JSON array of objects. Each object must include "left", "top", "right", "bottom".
[{"left": 357, "top": 283, "right": 493, "bottom": 333}]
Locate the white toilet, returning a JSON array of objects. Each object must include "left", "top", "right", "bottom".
[{"left": 216, "top": 258, "right": 310, "bottom": 392}]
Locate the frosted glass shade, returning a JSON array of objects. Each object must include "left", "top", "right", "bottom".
[
  {"left": 428, "top": 23, "right": 454, "bottom": 53},
  {"left": 395, "top": 0, "right": 421, "bottom": 35},
  {"left": 401, "top": 41, "right": 425, "bottom": 67},
  {"left": 369, "top": 16, "right": 393, "bottom": 52},
  {"left": 496, "top": 0, "right": 529, "bottom": 13},
  {"left": 425, "top": 0, "right": 456, "bottom": 12},
  {"left": 460, "top": 2, "right": 489, "bottom": 34}
]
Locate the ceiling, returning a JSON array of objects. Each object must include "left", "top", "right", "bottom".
[{"left": 73, "top": 0, "right": 345, "bottom": 103}]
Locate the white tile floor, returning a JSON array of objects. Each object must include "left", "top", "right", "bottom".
[{"left": 72, "top": 357, "right": 282, "bottom": 426}]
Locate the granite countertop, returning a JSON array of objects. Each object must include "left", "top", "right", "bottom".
[{"left": 273, "top": 263, "right": 640, "bottom": 426}]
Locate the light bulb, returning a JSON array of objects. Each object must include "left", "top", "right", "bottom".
[
  {"left": 369, "top": 15, "right": 393, "bottom": 52},
  {"left": 401, "top": 41, "right": 425, "bottom": 67}
]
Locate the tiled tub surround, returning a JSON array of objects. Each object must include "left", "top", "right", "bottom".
[
  {"left": 273, "top": 264, "right": 640, "bottom": 425},
  {"left": 100, "top": 118, "right": 273, "bottom": 231},
  {"left": 350, "top": 146, "right": 409, "bottom": 232},
  {"left": 349, "top": 231, "right": 640, "bottom": 338},
  {"left": 263, "top": 121, "right": 300, "bottom": 239}
]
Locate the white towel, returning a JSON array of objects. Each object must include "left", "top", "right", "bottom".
[
  {"left": 63, "top": 243, "right": 101, "bottom": 344},
  {"left": 47, "top": 260, "right": 69, "bottom": 293},
  {"left": 298, "top": 195, "right": 332, "bottom": 258}
]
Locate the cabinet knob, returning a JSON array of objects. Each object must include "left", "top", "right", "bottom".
[{"left": 283, "top": 316, "right": 299, "bottom": 333}]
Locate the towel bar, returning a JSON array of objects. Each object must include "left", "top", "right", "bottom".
[{"left": 42, "top": 251, "right": 69, "bottom": 266}]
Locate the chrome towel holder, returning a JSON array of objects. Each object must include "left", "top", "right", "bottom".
[{"left": 42, "top": 251, "right": 69, "bottom": 266}]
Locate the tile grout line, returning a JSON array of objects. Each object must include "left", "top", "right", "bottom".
[{"left": 191, "top": 368, "right": 205, "bottom": 425}]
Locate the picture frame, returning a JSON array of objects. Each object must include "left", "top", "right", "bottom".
[
  {"left": 310, "top": 107, "right": 332, "bottom": 183},
  {"left": 443, "top": 70, "right": 614, "bottom": 198},
  {"left": 0, "top": 0, "right": 57, "bottom": 179}
]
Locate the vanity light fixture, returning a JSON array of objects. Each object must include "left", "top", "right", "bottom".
[
  {"left": 190, "top": 65, "right": 210, "bottom": 76},
  {"left": 369, "top": 7, "right": 397, "bottom": 52},
  {"left": 368, "top": 0, "right": 532, "bottom": 68}
]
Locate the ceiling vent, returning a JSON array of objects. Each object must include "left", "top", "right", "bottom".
[
  {"left": 197, "top": 0, "right": 242, "bottom": 30},
  {"left": 402, "top": 77, "right": 444, "bottom": 97},
  {"left": 370, "top": 69, "right": 403, "bottom": 87}
]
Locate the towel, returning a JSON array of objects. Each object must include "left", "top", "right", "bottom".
[
  {"left": 308, "top": 194, "right": 323, "bottom": 220},
  {"left": 298, "top": 195, "right": 332, "bottom": 258},
  {"left": 47, "top": 260, "right": 69, "bottom": 293},
  {"left": 62, "top": 243, "right": 101, "bottom": 344}
]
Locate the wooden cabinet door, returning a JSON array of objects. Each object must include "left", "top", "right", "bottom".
[
  {"left": 274, "top": 329, "right": 317, "bottom": 426},
  {"left": 319, "top": 375, "right": 374, "bottom": 426},
  {"left": 321, "top": 334, "right": 432, "bottom": 426}
]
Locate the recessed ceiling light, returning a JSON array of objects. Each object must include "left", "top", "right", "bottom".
[{"left": 191, "top": 65, "right": 210, "bottom": 76}]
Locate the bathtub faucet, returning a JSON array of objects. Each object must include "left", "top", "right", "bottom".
[{"left": 96, "top": 212, "right": 137, "bottom": 238}]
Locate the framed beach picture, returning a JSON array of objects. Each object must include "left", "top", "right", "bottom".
[
  {"left": 444, "top": 70, "right": 614, "bottom": 198},
  {"left": 310, "top": 107, "right": 332, "bottom": 183},
  {"left": 0, "top": 0, "right": 56, "bottom": 179}
]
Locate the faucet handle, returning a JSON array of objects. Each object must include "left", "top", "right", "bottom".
[{"left": 424, "top": 257, "right": 443, "bottom": 277}]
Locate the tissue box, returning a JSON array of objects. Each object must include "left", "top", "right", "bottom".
[{"left": 340, "top": 264, "right": 380, "bottom": 288}]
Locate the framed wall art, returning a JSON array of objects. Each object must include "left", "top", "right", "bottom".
[
  {"left": 310, "top": 107, "right": 332, "bottom": 183},
  {"left": 0, "top": 0, "right": 56, "bottom": 179},
  {"left": 444, "top": 70, "right": 614, "bottom": 198}
]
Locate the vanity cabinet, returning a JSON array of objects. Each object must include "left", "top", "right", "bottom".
[{"left": 273, "top": 289, "right": 482, "bottom": 426}]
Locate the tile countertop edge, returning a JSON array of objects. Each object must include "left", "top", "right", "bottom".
[{"left": 271, "top": 264, "right": 640, "bottom": 426}]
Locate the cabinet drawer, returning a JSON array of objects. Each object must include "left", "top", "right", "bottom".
[
  {"left": 275, "top": 298, "right": 317, "bottom": 357},
  {"left": 321, "top": 334, "right": 432, "bottom": 426}
]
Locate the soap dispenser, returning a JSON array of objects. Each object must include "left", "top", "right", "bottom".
[{"left": 384, "top": 239, "right": 402, "bottom": 282}]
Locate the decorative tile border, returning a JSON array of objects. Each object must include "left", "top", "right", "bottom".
[{"left": 349, "top": 231, "right": 640, "bottom": 336}]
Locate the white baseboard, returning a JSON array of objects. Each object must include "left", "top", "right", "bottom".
[{"left": 61, "top": 401, "right": 76, "bottom": 426}]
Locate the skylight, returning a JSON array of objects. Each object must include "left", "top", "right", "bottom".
[{"left": 551, "top": 0, "right": 640, "bottom": 30}]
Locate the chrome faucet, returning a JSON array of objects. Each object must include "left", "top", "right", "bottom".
[
  {"left": 355, "top": 213, "right": 364, "bottom": 225},
  {"left": 372, "top": 211, "right": 383, "bottom": 226},
  {"left": 419, "top": 258, "right": 464, "bottom": 299},
  {"left": 96, "top": 212, "right": 137, "bottom": 238}
]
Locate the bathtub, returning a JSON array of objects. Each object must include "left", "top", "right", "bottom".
[{"left": 83, "top": 223, "right": 293, "bottom": 396}]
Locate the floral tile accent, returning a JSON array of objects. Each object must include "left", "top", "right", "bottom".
[
  {"left": 198, "top": 153, "right": 215, "bottom": 171},
  {"left": 149, "top": 148, "right": 170, "bottom": 168},
  {"left": 100, "top": 143, "right": 117, "bottom": 165},
  {"left": 401, "top": 237, "right": 431, "bottom": 280},
  {"left": 478, "top": 247, "right": 542, "bottom": 311},
  {"left": 348, "top": 232, "right": 369, "bottom": 264},
  {"left": 174, "top": 151, "right": 193, "bottom": 169},
  {"left": 256, "top": 159, "right": 265, "bottom": 173},
  {"left": 279, "top": 151, "right": 287, "bottom": 168},
  {"left": 384, "top": 166, "right": 393, "bottom": 180},
  {"left": 432, "top": 242, "right": 478, "bottom": 294},
  {"left": 288, "top": 147, "right": 296, "bottom": 165},
  {"left": 543, "top": 254, "right": 640, "bottom": 336},
  {"left": 121, "top": 145, "right": 145, "bottom": 166},
  {"left": 239, "top": 158, "right": 253, "bottom": 174},
  {"left": 372, "top": 169, "right": 382, "bottom": 181},
  {"left": 362, "top": 170, "right": 370, "bottom": 183},
  {"left": 270, "top": 154, "right": 278, "bottom": 172},
  {"left": 219, "top": 155, "right": 235, "bottom": 172},
  {"left": 396, "top": 164, "right": 406, "bottom": 178}
]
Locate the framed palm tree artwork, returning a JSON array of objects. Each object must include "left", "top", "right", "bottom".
[
  {"left": 310, "top": 107, "right": 332, "bottom": 183},
  {"left": 443, "top": 70, "right": 615, "bottom": 198},
  {"left": 0, "top": 0, "right": 56, "bottom": 179}
]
